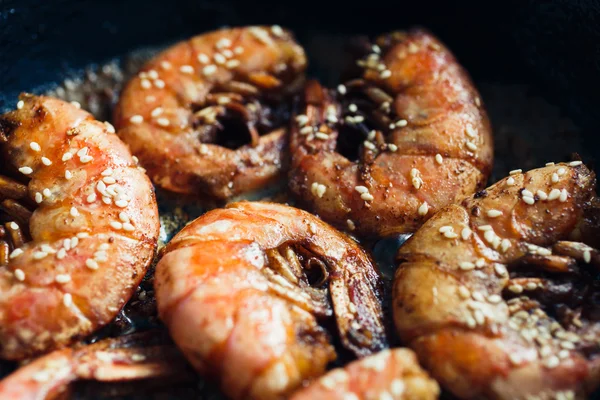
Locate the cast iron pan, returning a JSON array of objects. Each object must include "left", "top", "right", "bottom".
[{"left": 1, "top": 0, "right": 599, "bottom": 398}]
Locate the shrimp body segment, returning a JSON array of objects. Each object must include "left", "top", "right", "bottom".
[
  {"left": 393, "top": 163, "right": 600, "bottom": 399},
  {"left": 0, "top": 95, "right": 160, "bottom": 360},
  {"left": 114, "top": 26, "right": 307, "bottom": 200},
  {"left": 154, "top": 201, "right": 387, "bottom": 399},
  {"left": 289, "top": 29, "right": 492, "bottom": 237},
  {"left": 290, "top": 348, "right": 439, "bottom": 400}
]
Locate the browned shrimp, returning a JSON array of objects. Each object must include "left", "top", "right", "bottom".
[
  {"left": 114, "top": 26, "right": 307, "bottom": 200},
  {"left": 393, "top": 161, "right": 600, "bottom": 399},
  {"left": 289, "top": 28, "right": 492, "bottom": 237},
  {"left": 290, "top": 348, "right": 439, "bottom": 400},
  {"left": 0, "top": 330, "right": 192, "bottom": 400},
  {"left": 154, "top": 201, "right": 387, "bottom": 400},
  {"left": 0, "top": 95, "right": 160, "bottom": 360}
]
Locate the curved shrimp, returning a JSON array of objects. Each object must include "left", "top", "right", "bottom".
[
  {"left": 290, "top": 348, "right": 440, "bottom": 400},
  {"left": 154, "top": 201, "right": 387, "bottom": 400},
  {"left": 0, "top": 330, "right": 192, "bottom": 400},
  {"left": 289, "top": 28, "right": 492, "bottom": 237},
  {"left": 114, "top": 26, "right": 307, "bottom": 200},
  {"left": 0, "top": 95, "right": 160, "bottom": 360},
  {"left": 393, "top": 161, "right": 600, "bottom": 399}
]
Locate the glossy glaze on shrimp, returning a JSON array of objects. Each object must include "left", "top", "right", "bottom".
[
  {"left": 154, "top": 201, "right": 387, "bottom": 400},
  {"left": 290, "top": 348, "right": 439, "bottom": 400},
  {"left": 114, "top": 26, "right": 307, "bottom": 200},
  {"left": 393, "top": 162, "right": 600, "bottom": 399},
  {"left": 289, "top": 28, "right": 492, "bottom": 237},
  {"left": 0, "top": 95, "right": 160, "bottom": 360}
]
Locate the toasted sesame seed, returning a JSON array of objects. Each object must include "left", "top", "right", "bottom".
[
  {"left": 55, "top": 274, "right": 71, "bottom": 284},
  {"left": 56, "top": 248, "right": 66, "bottom": 260},
  {"left": 388, "top": 143, "right": 398, "bottom": 152},
  {"left": 19, "top": 167, "right": 33, "bottom": 175},
  {"left": 508, "top": 284, "right": 524, "bottom": 294},
  {"left": 110, "top": 221, "right": 122, "bottom": 230},
  {"left": 435, "top": 153, "right": 443, "bottom": 164},
  {"left": 459, "top": 261, "right": 475, "bottom": 271},
  {"left": 411, "top": 168, "right": 420, "bottom": 178},
  {"left": 29, "top": 142, "right": 41, "bottom": 152},
  {"left": 355, "top": 185, "right": 369, "bottom": 194},
  {"left": 484, "top": 230, "right": 496, "bottom": 244},
  {"left": 466, "top": 141, "right": 477, "bottom": 151},
  {"left": 63, "top": 293, "right": 73, "bottom": 307},
  {"left": 412, "top": 177, "right": 423, "bottom": 189},
  {"left": 123, "top": 223, "right": 135, "bottom": 232},
  {"left": 535, "top": 190, "right": 548, "bottom": 201},
  {"left": 33, "top": 251, "right": 48, "bottom": 260},
  {"left": 501, "top": 239, "right": 512, "bottom": 252},
  {"left": 363, "top": 140, "right": 376, "bottom": 150},
  {"left": 156, "top": 117, "right": 170, "bottom": 127},
  {"left": 569, "top": 161, "right": 582, "bottom": 166},
  {"left": 346, "top": 219, "right": 356, "bottom": 231},
  {"left": 418, "top": 201, "right": 429, "bottom": 216},
  {"left": 214, "top": 53, "right": 226, "bottom": 64},
  {"left": 466, "top": 316, "right": 477, "bottom": 328},
  {"left": 444, "top": 231, "right": 458, "bottom": 239},
  {"left": 487, "top": 294, "right": 502, "bottom": 304},
  {"left": 495, "top": 264, "right": 508, "bottom": 276},
  {"left": 198, "top": 53, "right": 210, "bottom": 64},
  {"left": 509, "top": 169, "right": 522, "bottom": 175},
  {"left": 465, "top": 124, "right": 478, "bottom": 138},
  {"left": 140, "top": 79, "right": 152, "bottom": 89},
  {"left": 487, "top": 209, "right": 503, "bottom": 218},
  {"left": 180, "top": 65, "right": 194, "bottom": 74},
  {"left": 525, "top": 282, "right": 538, "bottom": 291},
  {"left": 225, "top": 59, "right": 240, "bottom": 69},
  {"left": 105, "top": 122, "right": 116, "bottom": 134},
  {"left": 315, "top": 132, "right": 329, "bottom": 140},
  {"left": 337, "top": 84, "right": 347, "bottom": 95},
  {"left": 439, "top": 225, "right": 453, "bottom": 233},
  {"left": 361, "top": 193, "right": 374, "bottom": 202},
  {"left": 380, "top": 70, "right": 392, "bottom": 79},
  {"left": 460, "top": 227, "right": 472, "bottom": 240},
  {"left": 550, "top": 172, "right": 560, "bottom": 184},
  {"left": 522, "top": 189, "right": 534, "bottom": 197},
  {"left": 559, "top": 189, "right": 568, "bottom": 202},
  {"left": 130, "top": 115, "right": 143, "bottom": 124},
  {"left": 216, "top": 37, "right": 232, "bottom": 49},
  {"left": 203, "top": 65, "right": 217, "bottom": 76},
  {"left": 458, "top": 286, "right": 470, "bottom": 299},
  {"left": 42, "top": 188, "right": 51, "bottom": 197},
  {"left": 506, "top": 177, "right": 515, "bottom": 186},
  {"left": 557, "top": 167, "right": 566, "bottom": 176},
  {"left": 70, "top": 207, "right": 79, "bottom": 217},
  {"left": 522, "top": 196, "right": 535, "bottom": 205},
  {"left": 41, "top": 157, "right": 52, "bottom": 166},
  {"left": 548, "top": 188, "right": 561, "bottom": 201}
]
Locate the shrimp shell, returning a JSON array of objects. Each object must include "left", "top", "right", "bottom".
[
  {"left": 114, "top": 26, "right": 307, "bottom": 200},
  {"left": 393, "top": 162, "right": 600, "bottom": 399},
  {"left": 289, "top": 28, "right": 492, "bottom": 237},
  {"left": 154, "top": 201, "right": 387, "bottom": 399},
  {"left": 0, "top": 95, "right": 160, "bottom": 360}
]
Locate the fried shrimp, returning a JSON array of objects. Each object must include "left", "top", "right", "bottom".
[
  {"left": 154, "top": 201, "right": 387, "bottom": 400},
  {"left": 0, "top": 95, "right": 160, "bottom": 360},
  {"left": 289, "top": 28, "right": 492, "bottom": 237},
  {"left": 290, "top": 348, "right": 439, "bottom": 400},
  {"left": 114, "top": 26, "right": 307, "bottom": 200},
  {"left": 393, "top": 162, "right": 600, "bottom": 399}
]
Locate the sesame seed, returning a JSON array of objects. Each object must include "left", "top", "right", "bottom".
[
  {"left": 548, "top": 188, "right": 561, "bottom": 201},
  {"left": 388, "top": 144, "right": 398, "bottom": 152},
  {"left": 33, "top": 251, "right": 48, "bottom": 260},
  {"left": 151, "top": 107, "right": 163, "bottom": 117},
  {"left": 295, "top": 115, "right": 309, "bottom": 126},
  {"left": 584, "top": 250, "right": 591, "bottom": 263},
  {"left": 130, "top": 115, "right": 143, "bottom": 124},
  {"left": 311, "top": 182, "right": 327, "bottom": 198},
  {"left": 17, "top": 100, "right": 24, "bottom": 109},
  {"left": 488, "top": 294, "right": 502, "bottom": 304},
  {"left": 63, "top": 293, "right": 73, "bottom": 307},
  {"left": 99, "top": 243, "right": 110, "bottom": 251},
  {"left": 389, "top": 123, "right": 396, "bottom": 130},
  {"left": 559, "top": 189, "right": 568, "bottom": 202},
  {"left": 55, "top": 274, "right": 71, "bottom": 283},
  {"left": 348, "top": 104, "right": 357, "bottom": 113},
  {"left": 13, "top": 268, "right": 25, "bottom": 281},
  {"left": 271, "top": 25, "right": 284, "bottom": 36},
  {"left": 160, "top": 60, "right": 172, "bottom": 70},
  {"left": 315, "top": 132, "right": 329, "bottom": 140},
  {"left": 110, "top": 221, "right": 122, "bottom": 230},
  {"left": 355, "top": 185, "right": 369, "bottom": 194},
  {"left": 147, "top": 70, "right": 158, "bottom": 80},
  {"left": 506, "top": 177, "right": 515, "bottom": 186},
  {"left": 180, "top": 65, "right": 194, "bottom": 74},
  {"left": 156, "top": 117, "right": 170, "bottom": 127},
  {"left": 326, "top": 114, "right": 338, "bottom": 123},
  {"left": 484, "top": 230, "right": 496, "bottom": 244},
  {"left": 536, "top": 190, "right": 548, "bottom": 200},
  {"left": 216, "top": 37, "right": 232, "bottom": 49},
  {"left": 41, "top": 157, "right": 52, "bottom": 166},
  {"left": 501, "top": 239, "right": 512, "bottom": 252},
  {"left": 65, "top": 170, "right": 73, "bottom": 180},
  {"left": 459, "top": 261, "right": 475, "bottom": 271},
  {"left": 396, "top": 119, "right": 408, "bottom": 127},
  {"left": 361, "top": 192, "right": 374, "bottom": 201},
  {"left": 30, "top": 142, "right": 41, "bottom": 152},
  {"left": 465, "top": 124, "right": 478, "bottom": 138},
  {"left": 543, "top": 356, "right": 560, "bottom": 369},
  {"left": 119, "top": 212, "right": 129, "bottom": 222},
  {"left": 477, "top": 224, "right": 493, "bottom": 232},
  {"left": 77, "top": 147, "right": 89, "bottom": 157},
  {"left": 551, "top": 173, "right": 559, "bottom": 183},
  {"left": 508, "top": 284, "right": 523, "bottom": 294},
  {"left": 346, "top": 219, "right": 356, "bottom": 231},
  {"left": 115, "top": 199, "right": 128, "bottom": 208},
  {"left": 466, "top": 141, "right": 478, "bottom": 151},
  {"left": 203, "top": 65, "right": 217, "bottom": 76},
  {"left": 412, "top": 177, "right": 423, "bottom": 189},
  {"left": 487, "top": 209, "right": 503, "bottom": 218},
  {"left": 19, "top": 167, "right": 33, "bottom": 175},
  {"left": 140, "top": 79, "right": 152, "bottom": 89},
  {"left": 71, "top": 101, "right": 81, "bottom": 109},
  {"left": 300, "top": 126, "right": 313, "bottom": 135},
  {"left": 557, "top": 167, "right": 566, "bottom": 176},
  {"left": 56, "top": 248, "right": 66, "bottom": 260},
  {"left": 475, "top": 258, "right": 486, "bottom": 268},
  {"left": 380, "top": 70, "right": 392, "bottom": 79},
  {"left": 70, "top": 207, "right": 79, "bottom": 217},
  {"left": 418, "top": 201, "right": 429, "bottom": 216},
  {"left": 102, "top": 196, "right": 112, "bottom": 205},
  {"left": 35, "top": 192, "right": 43, "bottom": 203},
  {"left": 62, "top": 152, "right": 73, "bottom": 162},
  {"left": 494, "top": 264, "right": 507, "bottom": 276},
  {"left": 460, "top": 227, "right": 472, "bottom": 240},
  {"left": 509, "top": 169, "right": 522, "bottom": 175},
  {"left": 337, "top": 84, "right": 347, "bottom": 95},
  {"left": 466, "top": 316, "right": 477, "bottom": 328},
  {"left": 435, "top": 153, "right": 443, "bottom": 164},
  {"left": 154, "top": 79, "right": 165, "bottom": 89},
  {"left": 9, "top": 248, "right": 23, "bottom": 259},
  {"left": 522, "top": 196, "right": 535, "bottom": 205},
  {"left": 353, "top": 115, "right": 365, "bottom": 123},
  {"left": 198, "top": 53, "right": 210, "bottom": 64},
  {"left": 458, "top": 286, "right": 470, "bottom": 299},
  {"left": 213, "top": 53, "right": 226, "bottom": 64},
  {"left": 444, "top": 231, "right": 458, "bottom": 239},
  {"left": 85, "top": 258, "right": 99, "bottom": 270},
  {"left": 439, "top": 226, "right": 453, "bottom": 233},
  {"left": 42, "top": 188, "right": 51, "bottom": 197},
  {"left": 225, "top": 59, "right": 240, "bottom": 69},
  {"left": 521, "top": 189, "right": 534, "bottom": 198},
  {"left": 474, "top": 310, "right": 485, "bottom": 325},
  {"left": 363, "top": 140, "right": 376, "bottom": 150},
  {"left": 233, "top": 46, "right": 244, "bottom": 55},
  {"left": 86, "top": 193, "right": 97, "bottom": 203},
  {"left": 569, "top": 161, "right": 582, "bottom": 166},
  {"left": 222, "top": 49, "right": 233, "bottom": 58}
]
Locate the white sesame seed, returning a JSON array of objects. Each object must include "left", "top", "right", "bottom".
[
  {"left": 147, "top": 70, "right": 158, "bottom": 80},
  {"left": 115, "top": 199, "right": 128, "bottom": 208},
  {"left": 55, "top": 274, "right": 71, "bottom": 283},
  {"left": 42, "top": 188, "right": 51, "bottom": 197},
  {"left": 506, "top": 177, "right": 515, "bottom": 186},
  {"left": 474, "top": 310, "right": 485, "bottom": 325},
  {"left": 102, "top": 196, "right": 112, "bottom": 205},
  {"left": 65, "top": 170, "right": 73, "bottom": 180},
  {"left": 466, "top": 316, "right": 477, "bottom": 329},
  {"left": 509, "top": 169, "right": 522, "bottom": 175},
  {"left": 337, "top": 84, "right": 347, "bottom": 95},
  {"left": 501, "top": 239, "right": 512, "bottom": 252},
  {"left": 154, "top": 79, "right": 165, "bottom": 89},
  {"left": 536, "top": 190, "right": 548, "bottom": 200},
  {"left": 361, "top": 193, "right": 374, "bottom": 201},
  {"left": 353, "top": 115, "right": 365, "bottom": 123},
  {"left": 299, "top": 126, "right": 313, "bottom": 135},
  {"left": 459, "top": 262, "right": 475, "bottom": 271},
  {"left": 466, "top": 141, "right": 478, "bottom": 151},
  {"left": 346, "top": 219, "right": 355, "bottom": 231},
  {"left": 348, "top": 104, "right": 357, "bottom": 113},
  {"left": 363, "top": 140, "right": 376, "bottom": 149},
  {"left": 494, "top": 264, "right": 507, "bottom": 277},
  {"left": 439, "top": 225, "right": 453, "bottom": 233},
  {"left": 130, "top": 115, "right": 143, "bottom": 124},
  {"left": 295, "top": 115, "right": 309, "bottom": 126},
  {"left": 99, "top": 243, "right": 110, "bottom": 251},
  {"left": 71, "top": 101, "right": 81, "bottom": 109},
  {"left": 34, "top": 192, "right": 43, "bottom": 203},
  {"left": 30, "top": 142, "right": 41, "bottom": 152},
  {"left": 557, "top": 167, "right": 566, "bottom": 176},
  {"left": 544, "top": 356, "right": 560, "bottom": 369},
  {"left": 355, "top": 185, "right": 369, "bottom": 194},
  {"left": 461, "top": 227, "right": 472, "bottom": 240},
  {"left": 160, "top": 60, "right": 172, "bottom": 70},
  {"left": 475, "top": 258, "right": 486, "bottom": 268},
  {"left": 41, "top": 157, "right": 52, "bottom": 166},
  {"left": 508, "top": 284, "right": 523, "bottom": 294},
  {"left": 19, "top": 167, "right": 33, "bottom": 175},
  {"left": 484, "top": 230, "right": 496, "bottom": 244},
  {"left": 213, "top": 53, "right": 226, "bottom": 64},
  {"left": 33, "top": 251, "right": 48, "bottom": 260},
  {"left": 86, "top": 259, "right": 99, "bottom": 270},
  {"left": 559, "top": 189, "right": 568, "bottom": 202},
  {"left": 180, "top": 65, "right": 194, "bottom": 74},
  {"left": 584, "top": 250, "right": 591, "bottom": 263},
  {"left": 418, "top": 201, "right": 429, "bottom": 216},
  {"left": 56, "top": 248, "right": 66, "bottom": 260},
  {"left": 202, "top": 65, "right": 217, "bottom": 76},
  {"left": 380, "top": 70, "right": 392, "bottom": 79},
  {"left": 478, "top": 225, "right": 493, "bottom": 231},
  {"left": 444, "top": 231, "right": 458, "bottom": 239},
  {"left": 522, "top": 196, "right": 535, "bottom": 205},
  {"left": 70, "top": 207, "right": 79, "bottom": 217},
  {"left": 388, "top": 143, "right": 398, "bottom": 152},
  {"left": 9, "top": 248, "right": 24, "bottom": 259},
  {"left": 465, "top": 124, "right": 478, "bottom": 138},
  {"left": 271, "top": 25, "right": 284, "bottom": 37},
  {"left": 521, "top": 189, "right": 533, "bottom": 198},
  {"left": 487, "top": 209, "right": 503, "bottom": 218},
  {"left": 140, "top": 79, "right": 152, "bottom": 89},
  {"left": 77, "top": 232, "right": 89, "bottom": 239},
  {"left": 216, "top": 37, "right": 232, "bottom": 49},
  {"left": 315, "top": 132, "right": 329, "bottom": 140},
  {"left": 551, "top": 173, "right": 559, "bottom": 183},
  {"left": 17, "top": 100, "right": 24, "bottom": 109},
  {"left": 94, "top": 251, "right": 108, "bottom": 262},
  {"left": 62, "top": 152, "right": 73, "bottom": 162},
  {"left": 150, "top": 107, "right": 163, "bottom": 118},
  {"left": 156, "top": 117, "right": 170, "bottom": 127},
  {"left": 110, "top": 221, "right": 122, "bottom": 230},
  {"left": 222, "top": 49, "right": 233, "bottom": 58},
  {"left": 123, "top": 222, "right": 135, "bottom": 232},
  {"left": 488, "top": 294, "right": 502, "bottom": 304},
  {"left": 548, "top": 188, "right": 561, "bottom": 201},
  {"left": 13, "top": 268, "right": 25, "bottom": 281},
  {"left": 435, "top": 153, "right": 443, "bottom": 164},
  {"left": 396, "top": 119, "right": 408, "bottom": 127},
  {"left": 77, "top": 147, "right": 89, "bottom": 158},
  {"left": 569, "top": 161, "right": 582, "bottom": 166},
  {"left": 63, "top": 293, "right": 73, "bottom": 307},
  {"left": 101, "top": 168, "right": 113, "bottom": 177},
  {"left": 233, "top": 46, "right": 244, "bottom": 55},
  {"left": 86, "top": 193, "right": 97, "bottom": 203},
  {"left": 97, "top": 181, "right": 107, "bottom": 194},
  {"left": 389, "top": 123, "right": 396, "bottom": 130},
  {"left": 225, "top": 59, "right": 240, "bottom": 69},
  {"left": 458, "top": 286, "right": 470, "bottom": 299},
  {"left": 118, "top": 212, "right": 129, "bottom": 223},
  {"left": 198, "top": 53, "right": 210, "bottom": 64}
]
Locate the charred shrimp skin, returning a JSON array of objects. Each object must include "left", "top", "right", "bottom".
[
  {"left": 0, "top": 95, "right": 160, "bottom": 360},
  {"left": 289, "top": 28, "right": 492, "bottom": 237},
  {"left": 290, "top": 348, "right": 440, "bottom": 400},
  {"left": 393, "top": 162, "right": 600, "bottom": 400},
  {"left": 114, "top": 26, "right": 307, "bottom": 200},
  {"left": 154, "top": 201, "right": 387, "bottom": 400}
]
